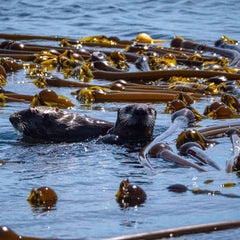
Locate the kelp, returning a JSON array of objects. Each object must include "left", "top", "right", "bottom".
[
  {"left": 171, "top": 37, "right": 240, "bottom": 67},
  {"left": 34, "top": 76, "right": 98, "bottom": 89},
  {"left": 0, "top": 93, "right": 5, "bottom": 105},
  {"left": 60, "top": 35, "right": 129, "bottom": 49},
  {"left": 0, "top": 65, "right": 6, "bottom": 78},
  {"left": 76, "top": 85, "right": 203, "bottom": 103},
  {"left": 2, "top": 32, "right": 240, "bottom": 173},
  {"left": 27, "top": 186, "right": 58, "bottom": 213},
  {"left": 0, "top": 85, "right": 74, "bottom": 108},
  {"left": 138, "top": 108, "right": 197, "bottom": 172},
  {"left": 148, "top": 142, "right": 206, "bottom": 172},
  {"left": 165, "top": 99, "right": 205, "bottom": 121},
  {"left": 221, "top": 35, "right": 239, "bottom": 45},
  {"left": 149, "top": 53, "right": 177, "bottom": 70},
  {"left": 31, "top": 89, "right": 75, "bottom": 109},
  {"left": 0, "top": 74, "right": 6, "bottom": 86},
  {"left": 92, "top": 69, "right": 240, "bottom": 82},
  {"left": 226, "top": 128, "right": 240, "bottom": 172},
  {"left": 1, "top": 33, "right": 240, "bottom": 119},
  {"left": 0, "top": 33, "right": 239, "bottom": 115},
  {"left": 109, "top": 50, "right": 129, "bottom": 70},
  {"left": 2, "top": 32, "right": 240, "bottom": 240},
  {"left": 0, "top": 57, "right": 27, "bottom": 72},
  {"left": 115, "top": 178, "right": 147, "bottom": 208},
  {"left": 133, "top": 33, "right": 168, "bottom": 44},
  {"left": 70, "top": 63, "right": 94, "bottom": 81},
  {"left": 176, "top": 129, "right": 218, "bottom": 150},
  {"left": 178, "top": 142, "right": 221, "bottom": 170}
]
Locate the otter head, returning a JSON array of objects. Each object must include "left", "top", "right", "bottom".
[{"left": 112, "top": 104, "right": 156, "bottom": 143}]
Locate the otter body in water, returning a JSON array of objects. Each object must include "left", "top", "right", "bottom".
[
  {"left": 9, "top": 106, "right": 114, "bottom": 142},
  {"left": 98, "top": 103, "right": 156, "bottom": 145},
  {"left": 10, "top": 104, "right": 156, "bottom": 144}
]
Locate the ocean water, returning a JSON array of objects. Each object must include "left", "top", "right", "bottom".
[{"left": 0, "top": 0, "right": 240, "bottom": 239}]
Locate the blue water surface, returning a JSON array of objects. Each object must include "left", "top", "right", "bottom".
[{"left": 0, "top": 0, "right": 240, "bottom": 239}]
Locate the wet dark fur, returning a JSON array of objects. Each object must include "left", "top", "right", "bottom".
[
  {"left": 98, "top": 103, "right": 156, "bottom": 145},
  {"left": 9, "top": 106, "right": 114, "bottom": 143}
]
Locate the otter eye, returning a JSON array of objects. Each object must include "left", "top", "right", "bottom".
[
  {"left": 125, "top": 106, "right": 132, "bottom": 113},
  {"left": 148, "top": 108, "right": 153, "bottom": 115}
]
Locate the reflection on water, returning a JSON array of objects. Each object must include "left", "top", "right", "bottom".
[{"left": 29, "top": 203, "right": 57, "bottom": 214}]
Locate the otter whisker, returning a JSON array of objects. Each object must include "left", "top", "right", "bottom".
[
  {"left": 119, "top": 117, "right": 130, "bottom": 127},
  {"left": 18, "top": 121, "right": 27, "bottom": 132}
]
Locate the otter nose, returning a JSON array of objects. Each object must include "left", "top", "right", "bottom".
[{"left": 134, "top": 107, "right": 147, "bottom": 116}]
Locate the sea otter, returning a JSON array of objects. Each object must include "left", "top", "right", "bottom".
[
  {"left": 9, "top": 104, "right": 156, "bottom": 144},
  {"left": 97, "top": 103, "right": 156, "bottom": 145},
  {"left": 9, "top": 106, "right": 114, "bottom": 143}
]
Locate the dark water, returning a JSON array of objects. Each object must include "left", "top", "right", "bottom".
[{"left": 1, "top": 0, "right": 240, "bottom": 239}]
